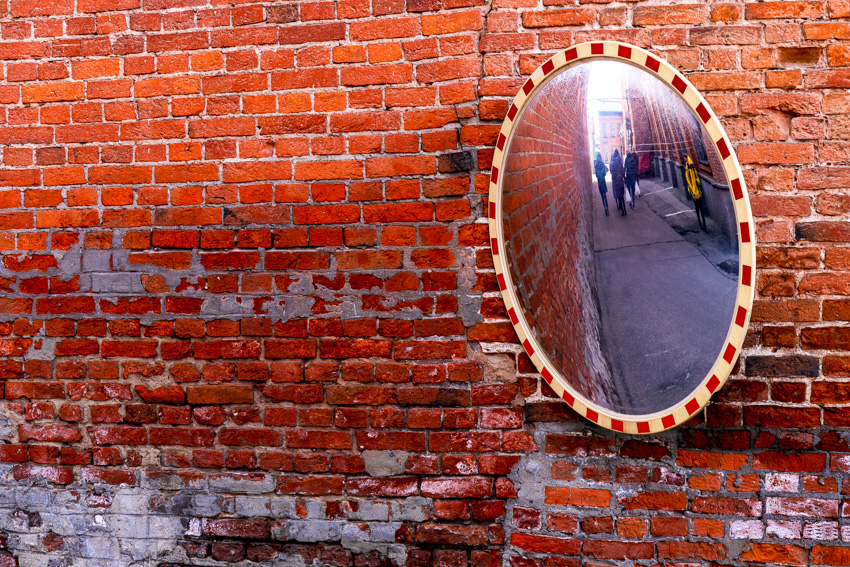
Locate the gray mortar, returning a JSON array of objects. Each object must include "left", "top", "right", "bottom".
[
  {"left": 90, "top": 273, "right": 135, "bottom": 293},
  {"left": 350, "top": 501, "right": 390, "bottom": 522},
  {"left": 456, "top": 253, "right": 484, "bottom": 328},
  {"left": 55, "top": 248, "right": 82, "bottom": 278},
  {"left": 74, "top": 274, "right": 93, "bottom": 293},
  {"left": 81, "top": 251, "right": 113, "bottom": 273},
  {"left": 282, "top": 295, "right": 317, "bottom": 320},
  {"left": 362, "top": 450, "right": 409, "bottom": 477},
  {"left": 0, "top": 413, "right": 12, "bottom": 442},
  {"left": 501, "top": 422, "right": 679, "bottom": 566},
  {"left": 273, "top": 520, "right": 343, "bottom": 542},
  {"left": 0, "top": 475, "right": 443, "bottom": 567},
  {"left": 389, "top": 497, "right": 431, "bottom": 522}
]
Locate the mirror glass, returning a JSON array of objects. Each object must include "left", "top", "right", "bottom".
[{"left": 501, "top": 60, "right": 738, "bottom": 417}]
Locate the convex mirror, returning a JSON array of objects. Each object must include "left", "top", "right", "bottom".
[{"left": 488, "top": 42, "right": 755, "bottom": 434}]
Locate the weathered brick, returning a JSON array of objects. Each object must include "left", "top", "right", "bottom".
[{"left": 1, "top": 5, "right": 848, "bottom": 564}]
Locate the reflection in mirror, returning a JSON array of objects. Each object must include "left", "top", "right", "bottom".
[{"left": 501, "top": 60, "right": 738, "bottom": 417}]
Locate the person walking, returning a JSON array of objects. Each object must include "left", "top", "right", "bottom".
[
  {"left": 624, "top": 151, "right": 638, "bottom": 210},
  {"left": 685, "top": 156, "right": 707, "bottom": 230},
  {"left": 593, "top": 152, "right": 609, "bottom": 216},
  {"left": 610, "top": 149, "right": 626, "bottom": 216}
]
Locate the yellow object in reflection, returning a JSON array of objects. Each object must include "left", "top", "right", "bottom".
[{"left": 685, "top": 156, "right": 702, "bottom": 200}]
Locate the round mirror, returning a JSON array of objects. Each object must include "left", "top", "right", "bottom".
[{"left": 488, "top": 42, "right": 755, "bottom": 433}]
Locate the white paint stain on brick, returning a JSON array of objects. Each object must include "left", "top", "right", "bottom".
[
  {"left": 764, "top": 472, "right": 799, "bottom": 493},
  {"left": 803, "top": 520, "right": 839, "bottom": 541},
  {"left": 766, "top": 520, "right": 802, "bottom": 540},
  {"left": 730, "top": 519, "right": 764, "bottom": 539}
]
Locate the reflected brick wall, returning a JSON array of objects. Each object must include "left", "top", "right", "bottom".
[
  {"left": 631, "top": 76, "right": 725, "bottom": 185},
  {"left": 500, "top": 66, "right": 616, "bottom": 408}
]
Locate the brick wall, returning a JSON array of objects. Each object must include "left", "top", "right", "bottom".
[{"left": 0, "top": 0, "right": 848, "bottom": 566}]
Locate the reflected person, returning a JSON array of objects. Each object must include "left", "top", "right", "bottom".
[
  {"left": 624, "top": 151, "right": 638, "bottom": 210},
  {"left": 610, "top": 149, "right": 626, "bottom": 216},
  {"left": 685, "top": 156, "right": 707, "bottom": 230},
  {"left": 594, "top": 152, "right": 609, "bottom": 216}
]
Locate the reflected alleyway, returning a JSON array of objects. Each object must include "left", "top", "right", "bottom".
[{"left": 589, "top": 174, "right": 738, "bottom": 416}]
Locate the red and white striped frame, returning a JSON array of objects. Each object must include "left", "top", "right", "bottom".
[{"left": 487, "top": 41, "right": 756, "bottom": 435}]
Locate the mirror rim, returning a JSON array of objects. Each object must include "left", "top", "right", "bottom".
[{"left": 488, "top": 41, "right": 756, "bottom": 434}]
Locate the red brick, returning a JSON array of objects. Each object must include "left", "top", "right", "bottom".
[
  {"left": 510, "top": 534, "right": 580, "bottom": 556},
  {"left": 350, "top": 18, "right": 419, "bottom": 41},
  {"left": 11, "top": 0, "right": 75, "bottom": 17},
  {"left": 692, "top": 496, "right": 762, "bottom": 516},
  {"left": 430, "top": 431, "right": 498, "bottom": 452},
  {"left": 341, "top": 64, "right": 412, "bottom": 86},
  {"left": 522, "top": 8, "right": 595, "bottom": 27},
  {"left": 88, "top": 426, "right": 147, "bottom": 445},
  {"left": 347, "top": 476, "right": 418, "bottom": 496},
  {"left": 6, "top": 382, "right": 65, "bottom": 400},
  {"left": 202, "top": 518, "right": 270, "bottom": 540},
  {"left": 277, "top": 474, "right": 344, "bottom": 495},
  {"left": 657, "top": 541, "right": 727, "bottom": 562},
  {"left": 545, "top": 487, "right": 611, "bottom": 507},
  {"left": 22, "top": 82, "right": 84, "bottom": 103},
  {"left": 223, "top": 162, "right": 291, "bottom": 183},
  {"left": 747, "top": 1, "right": 826, "bottom": 19},
  {"left": 319, "top": 339, "right": 392, "bottom": 358},
  {"left": 813, "top": 546, "right": 850, "bottom": 565},
  {"left": 286, "top": 430, "right": 351, "bottom": 449},
  {"left": 744, "top": 406, "right": 821, "bottom": 428},
  {"left": 583, "top": 541, "right": 653, "bottom": 560},
  {"left": 150, "top": 427, "right": 214, "bottom": 447},
  {"left": 619, "top": 491, "right": 688, "bottom": 511},
  {"left": 327, "top": 385, "right": 397, "bottom": 405},
  {"left": 219, "top": 428, "right": 282, "bottom": 446},
  {"left": 264, "top": 340, "right": 317, "bottom": 359},
  {"left": 0, "top": 445, "right": 27, "bottom": 463},
  {"left": 13, "top": 465, "right": 73, "bottom": 485},
  {"left": 365, "top": 156, "right": 436, "bottom": 177},
  {"left": 364, "top": 203, "right": 433, "bottom": 223},
  {"left": 677, "top": 449, "right": 748, "bottom": 470},
  {"left": 741, "top": 543, "right": 808, "bottom": 566},
  {"left": 186, "top": 385, "right": 254, "bottom": 405},
  {"left": 270, "top": 68, "right": 338, "bottom": 91},
  {"left": 479, "top": 33, "right": 535, "bottom": 53}
]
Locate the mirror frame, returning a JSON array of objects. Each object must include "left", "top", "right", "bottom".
[{"left": 487, "top": 41, "right": 756, "bottom": 434}]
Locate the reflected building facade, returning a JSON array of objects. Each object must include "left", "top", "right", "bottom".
[
  {"left": 591, "top": 108, "right": 624, "bottom": 163},
  {"left": 623, "top": 70, "right": 737, "bottom": 246}
]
